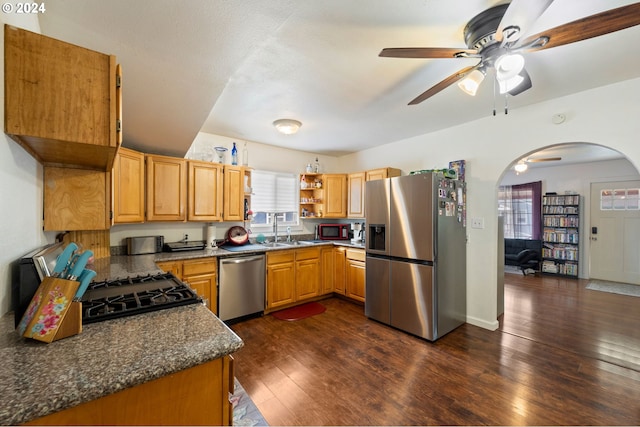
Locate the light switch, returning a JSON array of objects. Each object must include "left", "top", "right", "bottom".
[{"left": 471, "top": 217, "right": 484, "bottom": 229}]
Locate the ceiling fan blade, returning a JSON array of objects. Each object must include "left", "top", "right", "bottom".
[
  {"left": 408, "top": 65, "right": 477, "bottom": 105},
  {"left": 379, "top": 47, "right": 478, "bottom": 59},
  {"left": 519, "top": 2, "right": 640, "bottom": 52},
  {"left": 528, "top": 157, "right": 562, "bottom": 162},
  {"left": 496, "top": 0, "right": 555, "bottom": 44}
]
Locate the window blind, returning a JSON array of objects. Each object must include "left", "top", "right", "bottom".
[{"left": 252, "top": 170, "right": 297, "bottom": 213}]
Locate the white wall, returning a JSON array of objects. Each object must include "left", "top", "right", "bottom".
[
  {"left": 336, "top": 77, "right": 640, "bottom": 331},
  {"left": 0, "top": 16, "right": 52, "bottom": 315}
]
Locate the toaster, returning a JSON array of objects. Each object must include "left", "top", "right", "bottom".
[{"left": 126, "top": 236, "right": 164, "bottom": 255}]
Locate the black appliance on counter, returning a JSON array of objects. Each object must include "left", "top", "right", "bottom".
[
  {"left": 163, "top": 240, "right": 207, "bottom": 252},
  {"left": 80, "top": 272, "right": 202, "bottom": 324},
  {"left": 14, "top": 243, "right": 64, "bottom": 327}
]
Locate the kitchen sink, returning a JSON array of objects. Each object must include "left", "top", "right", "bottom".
[
  {"left": 262, "top": 242, "right": 295, "bottom": 248},
  {"left": 298, "top": 240, "right": 324, "bottom": 245}
]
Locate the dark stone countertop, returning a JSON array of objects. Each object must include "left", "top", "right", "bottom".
[{"left": 0, "top": 304, "right": 243, "bottom": 425}]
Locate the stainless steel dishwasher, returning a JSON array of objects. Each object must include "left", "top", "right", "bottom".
[{"left": 218, "top": 254, "right": 265, "bottom": 322}]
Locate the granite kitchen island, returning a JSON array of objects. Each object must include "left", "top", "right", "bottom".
[{"left": 0, "top": 302, "right": 243, "bottom": 425}]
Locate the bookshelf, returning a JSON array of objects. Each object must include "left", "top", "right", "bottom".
[{"left": 541, "top": 194, "right": 580, "bottom": 277}]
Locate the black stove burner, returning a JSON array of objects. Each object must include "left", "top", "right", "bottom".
[{"left": 81, "top": 272, "right": 202, "bottom": 324}]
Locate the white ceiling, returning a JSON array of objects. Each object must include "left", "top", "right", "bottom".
[{"left": 38, "top": 0, "right": 640, "bottom": 159}]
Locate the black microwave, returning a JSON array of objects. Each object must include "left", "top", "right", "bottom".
[{"left": 318, "top": 223, "right": 350, "bottom": 240}]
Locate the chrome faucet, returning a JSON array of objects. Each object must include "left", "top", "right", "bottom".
[{"left": 273, "top": 213, "right": 279, "bottom": 243}]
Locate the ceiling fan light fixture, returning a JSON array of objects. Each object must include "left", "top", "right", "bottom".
[
  {"left": 273, "top": 119, "right": 302, "bottom": 135},
  {"left": 457, "top": 69, "right": 485, "bottom": 96},
  {"left": 498, "top": 74, "right": 525, "bottom": 94},
  {"left": 495, "top": 53, "right": 525, "bottom": 81}
]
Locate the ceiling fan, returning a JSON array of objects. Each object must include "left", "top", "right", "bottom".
[
  {"left": 379, "top": 1, "right": 640, "bottom": 105},
  {"left": 514, "top": 156, "right": 562, "bottom": 173}
]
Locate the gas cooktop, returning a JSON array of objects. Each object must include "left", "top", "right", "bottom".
[{"left": 80, "top": 272, "right": 202, "bottom": 324}]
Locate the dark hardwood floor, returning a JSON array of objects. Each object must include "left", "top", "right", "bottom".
[{"left": 230, "top": 273, "right": 640, "bottom": 425}]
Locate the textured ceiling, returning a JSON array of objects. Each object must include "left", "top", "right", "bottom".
[{"left": 38, "top": 0, "right": 640, "bottom": 158}]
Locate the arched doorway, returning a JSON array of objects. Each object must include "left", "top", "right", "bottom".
[
  {"left": 496, "top": 142, "right": 640, "bottom": 370},
  {"left": 498, "top": 142, "right": 639, "bottom": 280}
]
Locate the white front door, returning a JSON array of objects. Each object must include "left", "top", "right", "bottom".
[{"left": 590, "top": 181, "right": 640, "bottom": 284}]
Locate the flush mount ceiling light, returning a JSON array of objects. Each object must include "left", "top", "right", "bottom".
[
  {"left": 457, "top": 68, "right": 485, "bottom": 96},
  {"left": 273, "top": 119, "right": 302, "bottom": 135},
  {"left": 514, "top": 160, "right": 528, "bottom": 173}
]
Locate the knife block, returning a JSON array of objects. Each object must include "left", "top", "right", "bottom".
[{"left": 16, "top": 277, "right": 83, "bottom": 343}]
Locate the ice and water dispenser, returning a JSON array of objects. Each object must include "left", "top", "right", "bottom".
[{"left": 368, "top": 224, "right": 386, "bottom": 251}]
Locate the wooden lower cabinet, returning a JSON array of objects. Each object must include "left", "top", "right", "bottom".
[
  {"left": 156, "top": 260, "right": 183, "bottom": 280},
  {"left": 320, "top": 247, "right": 334, "bottom": 295},
  {"left": 157, "top": 258, "right": 218, "bottom": 314},
  {"left": 345, "top": 249, "right": 366, "bottom": 302},
  {"left": 182, "top": 258, "right": 218, "bottom": 313},
  {"left": 25, "top": 356, "right": 234, "bottom": 426},
  {"left": 266, "top": 250, "right": 296, "bottom": 310},
  {"left": 333, "top": 247, "right": 347, "bottom": 295},
  {"left": 266, "top": 247, "right": 324, "bottom": 311},
  {"left": 295, "top": 248, "right": 321, "bottom": 300}
]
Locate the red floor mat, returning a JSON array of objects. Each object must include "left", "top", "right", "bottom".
[{"left": 271, "top": 302, "right": 326, "bottom": 321}]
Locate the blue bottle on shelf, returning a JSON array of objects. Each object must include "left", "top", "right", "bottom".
[{"left": 231, "top": 142, "right": 238, "bottom": 165}]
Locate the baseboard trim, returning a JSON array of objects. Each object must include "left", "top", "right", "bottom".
[{"left": 466, "top": 316, "right": 499, "bottom": 331}]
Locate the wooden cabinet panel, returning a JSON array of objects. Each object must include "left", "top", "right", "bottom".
[
  {"left": 223, "top": 166, "right": 244, "bottom": 221},
  {"left": 159, "top": 258, "right": 218, "bottom": 314},
  {"left": 365, "top": 167, "right": 401, "bottom": 181},
  {"left": 347, "top": 172, "right": 366, "bottom": 218},
  {"left": 4, "top": 25, "right": 120, "bottom": 171},
  {"left": 323, "top": 174, "right": 347, "bottom": 218},
  {"left": 146, "top": 155, "right": 186, "bottom": 221},
  {"left": 295, "top": 249, "right": 320, "bottom": 301},
  {"left": 182, "top": 258, "right": 217, "bottom": 276},
  {"left": 346, "top": 248, "right": 365, "bottom": 262},
  {"left": 184, "top": 274, "right": 216, "bottom": 313},
  {"left": 25, "top": 357, "right": 233, "bottom": 426},
  {"left": 43, "top": 167, "right": 110, "bottom": 231},
  {"left": 321, "top": 247, "right": 334, "bottom": 295},
  {"left": 113, "top": 147, "right": 144, "bottom": 223},
  {"left": 266, "top": 251, "right": 296, "bottom": 310},
  {"left": 346, "top": 258, "right": 366, "bottom": 303},
  {"left": 188, "top": 161, "right": 223, "bottom": 221},
  {"left": 333, "top": 247, "right": 346, "bottom": 295},
  {"left": 156, "top": 261, "right": 183, "bottom": 280}
]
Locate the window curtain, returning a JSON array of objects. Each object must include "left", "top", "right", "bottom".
[{"left": 499, "top": 181, "right": 542, "bottom": 239}]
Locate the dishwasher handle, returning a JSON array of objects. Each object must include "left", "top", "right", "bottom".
[{"left": 220, "top": 255, "right": 265, "bottom": 265}]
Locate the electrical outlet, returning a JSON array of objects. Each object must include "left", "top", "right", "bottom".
[{"left": 471, "top": 217, "right": 484, "bottom": 229}]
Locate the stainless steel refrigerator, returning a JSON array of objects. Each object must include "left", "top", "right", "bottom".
[{"left": 365, "top": 173, "right": 466, "bottom": 341}]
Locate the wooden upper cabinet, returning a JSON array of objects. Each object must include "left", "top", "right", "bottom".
[
  {"left": 188, "top": 161, "right": 223, "bottom": 221},
  {"left": 44, "top": 167, "right": 110, "bottom": 231},
  {"left": 323, "top": 174, "right": 347, "bottom": 218},
  {"left": 112, "top": 147, "right": 145, "bottom": 224},
  {"left": 347, "top": 172, "right": 366, "bottom": 218},
  {"left": 223, "top": 166, "right": 244, "bottom": 221},
  {"left": 4, "top": 25, "right": 121, "bottom": 171},
  {"left": 365, "top": 167, "right": 401, "bottom": 181},
  {"left": 146, "top": 155, "right": 186, "bottom": 221}
]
